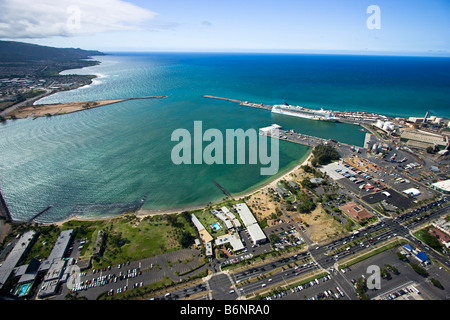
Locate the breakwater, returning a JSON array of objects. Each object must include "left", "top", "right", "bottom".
[
  {"left": 0, "top": 189, "right": 11, "bottom": 222},
  {"left": 203, "top": 95, "right": 273, "bottom": 111}
]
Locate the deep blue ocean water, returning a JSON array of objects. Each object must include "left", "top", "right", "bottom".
[{"left": 0, "top": 53, "right": 449, "bottom": 222}]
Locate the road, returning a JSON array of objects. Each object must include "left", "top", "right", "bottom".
[
  {"left": 71, "top": 196, "right": 448, "bottom": 301},
  {"left": 211, "top": 197, "right": 448, "bottom": 300},
  {"left": 0, "top": 88, "right": 52, "bottom": 117}
]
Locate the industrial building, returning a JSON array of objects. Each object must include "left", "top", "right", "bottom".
[
  {"left": 259, "top": 124, "right": 282, "bottom": 136},
  {"left": 400, "top": 129, "right": 447, "bottom": 148},
  {"left": 431, "top": 179, "right": 450, "bottom": 194},
  {"left": 402, "top": 188, "right": 421, "bottom": 198}
]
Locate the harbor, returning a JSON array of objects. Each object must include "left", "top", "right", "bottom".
[
  {"left": 203, "top": 94, "right": 388, "bottom": 126},
  {"left": 203, "top": 95, "right": 273, "bottom": 110}
]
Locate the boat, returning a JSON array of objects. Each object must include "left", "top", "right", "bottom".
[{"left": 272, "top": 103, "right": 340, "bottom": 122}]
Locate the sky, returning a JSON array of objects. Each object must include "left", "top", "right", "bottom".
[{"left": 0, "top": 0, "right": 449, "bottom": 56}]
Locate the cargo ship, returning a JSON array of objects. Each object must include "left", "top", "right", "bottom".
[{"left": 272, "top": 103, "right": 340, "bottom": 122}]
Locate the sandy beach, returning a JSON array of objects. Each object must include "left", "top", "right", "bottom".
[
  {"left": 234, "top": 151, "right": 312, "bottom": 200},
  {"left": 134, "top": 149, "right": 313, "bottom": 220},
  {"left": 49, "top": 149, "right": 314, "bottom": 226}
]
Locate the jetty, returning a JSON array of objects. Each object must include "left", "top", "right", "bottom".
[
  {"left": 203, "top": 95, "right": 273, "bottom": 111},
  {"left": 0, "top": 189, "right": 12, "bottom": 222},
  {"left": 5, "top": 95, "right": 168, "bottom": 120},
  {"left": 211, "top": 180, "right": 234, "bottom": 199},
  {"left": 28, "top": 205, "right": 53, "bottom": 223}
]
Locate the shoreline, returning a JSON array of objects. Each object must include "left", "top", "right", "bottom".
[
  {"left": 49, "top": 148, "right": 313, "bottom": 226},
  {"left": 4, "top": 96, "right": 167, "bottom": 120}
]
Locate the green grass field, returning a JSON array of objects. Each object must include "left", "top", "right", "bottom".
[{"left": 61, "top": 213, "right": 197, "bottom": 268}]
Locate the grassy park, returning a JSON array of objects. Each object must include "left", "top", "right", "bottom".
[{"left": 8, "top": 212, "right": 198, "bottom": 269}]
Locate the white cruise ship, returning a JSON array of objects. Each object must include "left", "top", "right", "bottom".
[{"left": 272, "top": 104, "right": 340, "bottom": 122}]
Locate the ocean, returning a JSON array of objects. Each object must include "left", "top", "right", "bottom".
[{"left": 0, "top": 53, "right": 449, "bottom": 223}]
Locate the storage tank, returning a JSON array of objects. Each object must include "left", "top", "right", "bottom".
[{"left": 383, "top": 121, "right": 394, "bottom": 131}]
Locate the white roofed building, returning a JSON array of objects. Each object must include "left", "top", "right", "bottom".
[
  {"left": 431, "top": 179, "right": 450, "bottom": 194},
  {"left": 402, "top": 188, "right": 421, "bottom": 197},
  {"left": 221, "top": 206, "right": 242, "bottom": 228},
  {"left": 235, "top": 203, "right": 267, "bottom": 245}
]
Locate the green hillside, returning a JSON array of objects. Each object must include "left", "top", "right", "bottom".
[{"left": 0, "top": 40, "right": 105, "bottom": 63}]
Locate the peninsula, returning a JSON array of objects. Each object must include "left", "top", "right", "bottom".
[
  {"left": 0, "top": 40, "right": 106, "bottom": 119},
  {"left": 3, "top": 96, "right": 168, "bottom": 119}
]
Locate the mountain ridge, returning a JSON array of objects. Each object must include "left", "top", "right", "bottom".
[{"left": 0, "top": 40, "right": 105, "bottom": 63}]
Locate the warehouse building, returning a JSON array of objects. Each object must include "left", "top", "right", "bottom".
[
  {"left": 431, "top": 179, "right": 450, "bottom": 194},
  {"left": 400, "top": 129, "right": 447, "bottom": 148},
  {"left": 259, "top": 124, "right": 282, "bottom": 136},
  {"left": 402, "top": 188, "right": 421, "bottom": 198}
]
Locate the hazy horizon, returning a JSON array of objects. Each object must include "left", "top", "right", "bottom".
[{"left": 1, "top": 0, "right": 449, "bottom": 57}]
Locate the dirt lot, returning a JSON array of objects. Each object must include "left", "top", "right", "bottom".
[
  {"left": 9, "top": 99, "right": 126, "bottom": 119},
  {"left": 294, "top": 205, "right": 346, "bottom": 243},
  {"left": 247, "top": 191, "right": 279, "bottom": 221},
  {"left": 246, "top": 163, "right": 347, "bottom": 244}
]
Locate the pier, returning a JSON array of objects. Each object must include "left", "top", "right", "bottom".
[
  {"left": 211, "top": 180, "right": 234, "bottom": 199},
  {"left": 203, "top": 95, "right": 273, "bottom": 111},
  {"left": 204, "top": 95, "right": 362, "bottom": 150},
  {"left": 28, "top": 205, "right": 53, "bottom": 223}
]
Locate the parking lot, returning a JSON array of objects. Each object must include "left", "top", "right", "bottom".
[
  {"left": 320, "top": 154, "right": 436, "bottom": 214},
  {"left": 362, "top": 188, "right": 413, "bottom": 209},
  {"left": 264, "top": 273, "right": 348, "bottom": 301},
  {"left": 335, "top": 246, "right": 450, "bottom": 300},
  {"left": 220, "top": 229, "right": 272, "bottom": 268},
  {"left": 60, "top": 247, "right": 206, "bottom": 300}
]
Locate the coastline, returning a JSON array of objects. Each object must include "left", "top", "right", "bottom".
[
  {"left": 127, "top": 149, "right": 312, "bottom": 220},
  {"left": 50, "top": 149, "right": 313, "bottom": 226},
  {"left": 4, "top": 96, "right": 167, "bottom": 119}
]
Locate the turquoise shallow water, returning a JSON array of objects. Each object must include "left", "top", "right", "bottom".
[{"left": 1, "top": 53, "right": 448, "bottom": 223}]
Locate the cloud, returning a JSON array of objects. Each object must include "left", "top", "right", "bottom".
[
  {"left": 201, "top": 21, "right": 213, "bottom": 27},
  {"left": 0, "top": 0, "right": 158, "bottom": 39}
]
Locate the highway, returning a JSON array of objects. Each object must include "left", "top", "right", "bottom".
[
  {"left": 155, "top": 197, "right": 448, "bottom": 300},
  {"left": 229, "top": 197, "right": 449, "bottom": 300},
  {"left": 0, "top": 88, "right": 52, "bottom": 117}
]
